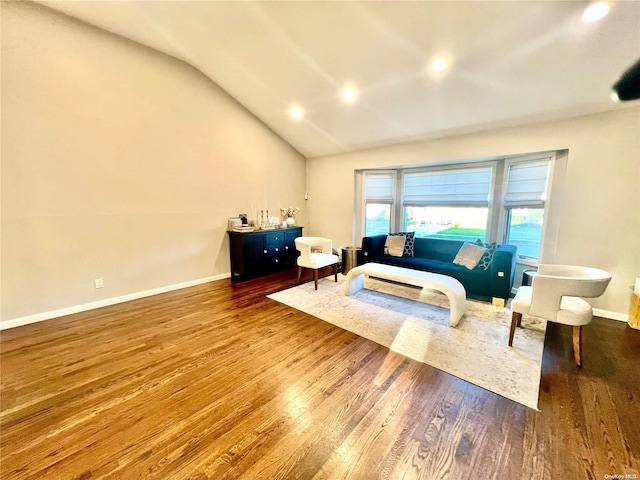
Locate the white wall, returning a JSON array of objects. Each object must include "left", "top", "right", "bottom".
[
  {"left": 1, "top": 2, "right": 306, "bottom": 322},
  {"left": 2, "top": 2, "right": 637, "bottom": 324},
  {"left": 306, "top": 107, "right": 640, "bottom": 316}
]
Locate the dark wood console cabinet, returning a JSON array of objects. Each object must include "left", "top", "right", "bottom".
[{"left": 228, "top": 227, "right": 303, "bottom": 280}]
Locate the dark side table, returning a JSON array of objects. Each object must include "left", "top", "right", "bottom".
[
  {"left": 341, "top": 246, "right": 363, "bottom": 275},
  {"left": 522, "top": 269, "right": 537, "bottom": 286}
]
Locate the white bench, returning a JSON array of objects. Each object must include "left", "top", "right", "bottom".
[{"left": 345, "top": 263, "right": 466, "bottom": 327}]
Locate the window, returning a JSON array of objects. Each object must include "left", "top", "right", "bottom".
[
  {"left": 502, "top": 159, "right": 551, "bottom": 260},
  {"left": 404, "top": 206, "right": 489, "bottom": 241},
  {"left": 402, "top": 166, "right": 492, "bottom": 241},
  {"left": 504, "top": 207, "right": 544, "bottom": 258},
  {"left": 363, "top": 172, "right": 395, "bottom": 236},
  {"left": 358, "top": 153, "right": 555, "bottom": 262},
  {"left": 365, "top": 203, "right": 391, "bottom": 236}
]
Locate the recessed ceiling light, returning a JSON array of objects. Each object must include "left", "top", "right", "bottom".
[
  {"left": 582, "top": 1, "right": 610, "bottom": 23},
  {"left": 432, "top": 58, "right": 448, "bottom": 72},
  {"left": 290, "top": 106, "right": 303, "bottom": 120},
  {"left": 341, "top": 88, "right": 357, "bottom": 103}
]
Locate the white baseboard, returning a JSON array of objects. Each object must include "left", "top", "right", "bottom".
[
  {"left": 509, "top": 291, "right": 628, "bottom": 324},
  {"left": 2, "top": 274, "right": 628, "bottom": 331},
  {"left": 0, "top": 273, "right": 231, "bottom": 331},
  {"left": 509, "top": 289, "right": 628, "bottom": 323},
  {"left": 594, "top": 308, "right": 629, "bottom": 323}
]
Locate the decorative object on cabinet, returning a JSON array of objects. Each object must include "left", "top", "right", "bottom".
[
  {"left": 229, "top": 216, "right": 252, "bottom": 232},
  {"left": 254, "top": 208, "right": 281, "bottom": 230},
  {"left": 228, "top": 227, "right": 303, "bottom": 281},
  {"left": 280, "top": 206, "right": 300, "bottom": 227},
  {"left": 228, "top": 217, "right": 242, "bottom": 231}
]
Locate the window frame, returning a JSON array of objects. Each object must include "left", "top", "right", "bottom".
[
  {"left": 399, "top": 162, "right": 497, "bottom": 242},
  {"left": 356, "top": 152, "right": 556, "bottom": 262},
  {"left": 503, "top": 206, "right": 545, "bottom": 261},
  {"left": 361, "top": 171, "right": 397, "bottom": 237},
  {"left": 497, "top": 155, "right": 554, "bottom": 264}
]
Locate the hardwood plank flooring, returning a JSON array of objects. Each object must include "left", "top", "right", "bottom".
[{"left": 1, "top": 269, "right": 639, "bottom": 479}]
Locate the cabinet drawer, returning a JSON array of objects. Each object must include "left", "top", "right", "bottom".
[
  {"left": 265, "top": 256, "right": 285, "bottom": 267},
  {"left": 263, "top": 245, "right": 285, "bottom": 257},
  {"left": 282, "top": 243, "right": 294, "bottom": 254},
  {"left": 284, "top": 231, "right": 299, "bottom": 253},
  {"left": 264, "top": 233, "right": 284, "bottom": 256},
  {"left": 265, "top": 233, "right": 285, "bottom": 247}
]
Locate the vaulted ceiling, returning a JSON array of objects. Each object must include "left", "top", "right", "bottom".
[{"left": 39, "top": 1, "right": 640, "bottom": 158}]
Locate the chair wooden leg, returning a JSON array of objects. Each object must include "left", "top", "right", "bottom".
[
  {"left": 509, "top": 312, "right": 522, "bottom": 346},
  {"left": 314, "top": 269, "right": 318, "bottom": 290},
  {"left": 333, "top": 263, "right": 338, "bottom": 282},
  {"left": 297, "top": 266, "right": 302, "bottom": 283},
  {"left": 573, "top": 325, "right": 583, "bottom": 367}
]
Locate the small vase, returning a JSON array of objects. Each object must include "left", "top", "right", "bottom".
[{"left": 285, "top": 217, "right": 296, "bottom": 227}]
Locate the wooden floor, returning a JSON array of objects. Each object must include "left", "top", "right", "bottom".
[{"left": 1, "top": 269, "right": 639, "bottom": 479}]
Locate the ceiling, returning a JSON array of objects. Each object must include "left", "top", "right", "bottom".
[{"left": 39, "top": 1, "right": 640, "bottom": 158}]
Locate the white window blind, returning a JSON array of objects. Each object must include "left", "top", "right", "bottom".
[
  {"left": 364, "top": 172, "right": 395, "bottom": 203},
  {"left": 503, "top": 159, "right": 550, "bottom": 207},
  {"left": 402, "top": 166, "right": 492, "bottom": 206}
]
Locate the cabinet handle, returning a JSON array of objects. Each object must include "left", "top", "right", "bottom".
[
  {"left": 275, "top": 259, "right": 279, "bottom": 263},
  {"left": 285, "top": 246, "right": 289, "bottom": 250},
  {"left": 263, "top": 250, "right": 267, "bottom": 254},
  {"left": 275, "top": 248, "right": 279, "bottom": 252}
]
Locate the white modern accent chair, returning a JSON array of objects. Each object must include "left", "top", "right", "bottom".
[
  {"left": 295, "top": 237, "right": 339, "bottom": 290},
  {"left": 509, "top": 264, "right": 611, "bottom": 367}
]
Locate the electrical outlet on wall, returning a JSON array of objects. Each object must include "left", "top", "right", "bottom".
[
  {"left": 492, "top": 297, "right": 505, "bottom": 308},
  {"left": 94, "top": 278, "right": 104, "bottom": 289}
]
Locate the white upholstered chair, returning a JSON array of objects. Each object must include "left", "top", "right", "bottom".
[
  {"left": 509, "top": 264, "right": 611, "bottom": 367},
  {"left": 295, "top": 237, "right": 339, "bottom": 290}
]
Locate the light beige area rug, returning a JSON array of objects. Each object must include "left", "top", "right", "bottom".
[{"left": 268, "top": 275, "right": 547, "bottom": 410}]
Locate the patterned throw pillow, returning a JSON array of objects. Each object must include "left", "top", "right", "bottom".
[
  {"left": 474, "top": 239, "right": 497, "bottom": 270},
  {"left": 388, "top": 231, "right": 415, "bottom": 256}
]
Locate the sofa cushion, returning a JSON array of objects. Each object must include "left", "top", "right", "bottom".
[{"left": 413, "top": 237, "right": 464, "bottom": 262}]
